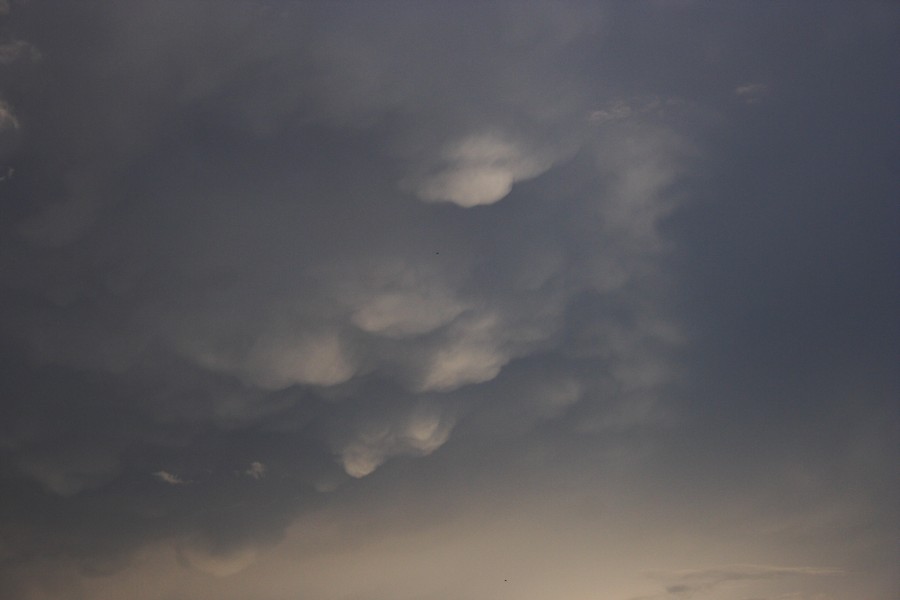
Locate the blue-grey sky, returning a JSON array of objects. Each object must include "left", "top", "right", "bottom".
[{"left": 0, "top": 2, "right": 897, "bottom": 599}]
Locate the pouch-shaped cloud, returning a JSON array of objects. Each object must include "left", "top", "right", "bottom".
[
  {"left": 180, "top": 329, "right": 357, "bottom": 391},
  {"left": 345, "top": 266, "right": 469, "bottom": 339},
  {"left": 415, "top": 313, "right": 510, "bottom": 392},
  {"left": 339, "top": 405, "right": 453, "bottom": 478},
  {"left": 243, "top": 332, "right": 356, "bottom": 390},
  {"left": 408, "top": 134, "right": 561, "bottom": 207},
  {"left": 351, "top": 290, "right": 466, "bottom": 337}
]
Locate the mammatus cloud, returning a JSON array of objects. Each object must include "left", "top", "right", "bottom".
[
  {"left": 3, "top": 100, "right": 688, "bottom": 481},
  {"left": 180, "top": 329, "right": 358, "bottom": 391},
  {"left": 347, "top": 274, "right": 468, "bottom": 339},
  {"left": 404, "top": 133, "right": 566, "bottom": 207},
  {"left": 338, "top": 404, "right": 454, "bottom": 478},
  {"left": 0, "top": 2, "right": 897, "bottom": 599}
]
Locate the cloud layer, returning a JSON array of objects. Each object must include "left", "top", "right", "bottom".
[{"left": 0, "top": 2, "right": 897, "bottom": 599}]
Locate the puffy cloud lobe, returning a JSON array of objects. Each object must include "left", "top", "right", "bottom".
[
  {"left": 415, "top": 312, "right": 517, "bottom": 392},
  {"left": 343, "top": 262, "right": 469, "bottom": 339},
  {"left": 351, "top": 290, "right": 466, "bottom": 337},
  {"left": 407, "top": 134, "right": 563, "bottom": 207},
  {"left": 339, "top": 405, "right": 454, "bottom": 478},
  {"left": 191, "top": 330, "right": 357, "bottom": 391}
]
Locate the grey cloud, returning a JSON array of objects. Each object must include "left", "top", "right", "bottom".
[
  {"left": 16, "top": 450, "right": 121, "bottom": 497},
  {"left": 337, "top": 402, "right": 454, "bottom": 478},
  {"left": 734, "top": 83, "right": 768, "bottom": 104},
  {"left": 0, "top": 39, "right": 39, "bottom": 65},
  {"left": 0, "top": 99, "right": 17, "bottom": 130},
  {"left": 176, "top": 537, "right": 260, "bottom": 578},
  {"left": 153, "top": 471, "right": 189, "bottom": 486},
  {"left": 404, "top": 132, "right": 574, "bottom": 207},
  {"left": 0, "top": 2, "right": 897, "bottom": 599},
  {"left": 243, "top": 462, "right": 265, "bottom": 480}
]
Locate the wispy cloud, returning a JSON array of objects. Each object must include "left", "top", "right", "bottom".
[
  {"left": 0, "top": 39, "right": 40, "bottom": 65},
  {"left": 632, "top": 565, "right": 845, "bottom": 600},
  {"left": 243, "top": 462, "right": 266, "bottom": 480},
  {"left": 0, "top": 100, "right": 18, "bottom": 131},
  {"left": 734, "top": 82, "right": 769, "bottom": 104},
  {"left": 153, "top": 471, "right": 189, "bottom": 485}
]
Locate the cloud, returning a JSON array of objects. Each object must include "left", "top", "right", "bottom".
[
  {"left": 0, "top": 39, "right": 40, "bottom": 65},
  {"left": 0, "top": 100, "right": 18, "bottom": 130},
  {"left": 199, "top": 330, "right": 357, "bottom": 391},
  {"left": 734, "top": 83, "right": 769, "bottom": 104},
  {"left": 635, "top": 565, "right": 845, "bottom": 600},
  {"left": 17, "top": 187, "right": 108, "bottom": 248},
  {"left": 16, "top": 451, "right": 121, "bottom": 496},
  {"left": 243, "top": 462, "right": 266, "bottom": 479},
  {"left": 589, "top": 97, "right": 682, "bottom": 125},
  {"left": 176, "top": 537, "right": 259, "bottom": 577},
  {"left": 338, "top": 403, "right": 454, "bottom": 478},
  {"left": 0, "top": 3, "right": 897, "bottom": 600},
  {"left": 154, "top": 471, "right": 189, "bottom": 486},
  {"left": 342, "top": 261, "right": 469, "bottom": 338},
  {"left": 405, "top": 133, "right": 564, "bottom": 207}
]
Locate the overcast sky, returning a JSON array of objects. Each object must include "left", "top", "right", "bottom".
[{"left": 0, "top": 1, "right": 898, "bottom": 599}]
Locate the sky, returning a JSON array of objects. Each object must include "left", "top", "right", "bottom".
[{"left": 0, "top": 1, "right": 898, "bottom": 599}]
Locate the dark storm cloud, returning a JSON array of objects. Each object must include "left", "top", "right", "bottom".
[
  {"left": 0, "top": 1, "right": 897, "bottom": 599},
  {"left": 0, "top": 0, "right": 666, "bottom": 569}
]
